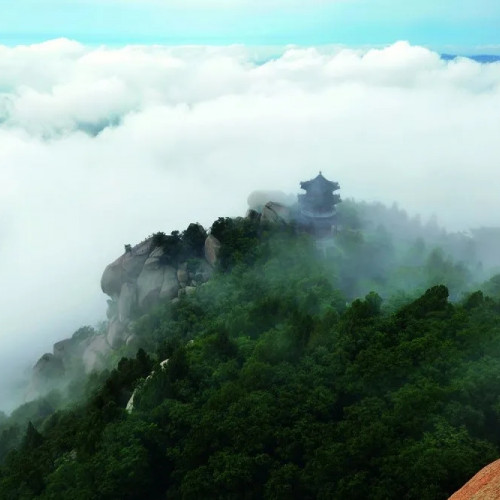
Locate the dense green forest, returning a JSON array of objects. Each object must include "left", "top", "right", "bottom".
[{"left": 2, "top": 204, "right": 500, "bottom": 499}]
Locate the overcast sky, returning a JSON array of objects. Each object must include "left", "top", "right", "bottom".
[{"left": 1, "top": 1, "right": 500, "bottom": 411}]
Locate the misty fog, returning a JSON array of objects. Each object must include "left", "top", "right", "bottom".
[{"left": 1, "top": 39, "right": 500, "bottom": 411}]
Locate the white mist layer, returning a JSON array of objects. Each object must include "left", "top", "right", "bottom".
[{"left": 1, "top": 39, "right": 500, "bottom": 411}]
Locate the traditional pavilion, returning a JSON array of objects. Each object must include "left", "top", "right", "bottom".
[{"left": 297, "top": 172, "right": 341, "bottom": 236}]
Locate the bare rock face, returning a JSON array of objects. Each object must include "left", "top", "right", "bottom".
[
  {"left": 101, "top": 239, "right": 152, "bottom": 298},
  {"left": 137, "top": 266, "right": 166, "bottom": 310},
  {"left": 82, "top": 335, "right": 111, "bottom": 373},
  {"left": 143, "top": 246, "right": 164, "bottom": 271},
  {"left": 28, "top": 326, "right": 99, "bottom": 401},
  {"left": 53, "top": 339, "right": 77, "bottom": 364},
  {"left": 118, "top": 282, "right": 136, "bottom": 323},
  {"left": 148, "top": 246, "right": 165, "bottom": 260},
  {"left": 197, "top": 259, "right": 214, "bottom": 282},
  {"left": 204, "top": 235, "right": 221, "bottom": 267},
  {"left": 33, "top": 353, "right": 64, "bottom": 380},
  {"left": 98, "top": 226, "right": 215, "bottom": 356},
  {"left": 449, "top": 459, "right": 500, "bottom": 500},
  {"left": 160, "top": 266, "right": 179, "bottom": 300},
  {"left": 27, "top": 353, "right": 66, "bottom": 402},
  {"left": 29, "top": 224, "right": 221, "bottom": 401},
  {"left": 100, "top": 264, "right": 122, "bottom": 299},
  {"left": 177, "top": 266, "right": 189, "bottom": 286},
  {"left": 106, "top": 319, "right": 127, "bottom": 349},
  {"left": 261, "top": 202, "right": 291, "bottom": 225}
]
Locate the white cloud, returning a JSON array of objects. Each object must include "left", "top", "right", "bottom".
[{"left": 1, "top": 40, "right": 500, "bottom": 410}]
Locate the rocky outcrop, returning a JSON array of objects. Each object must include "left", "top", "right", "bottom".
[
  {"left": 31, "top": 325, "right": 110, "bottom": 386},
  {"left": 137, "top": 265, "right": 167, "bottom": 310},
  {"left": 449, "top": 459, "right": 500, "bottom": 499},
  {"left": 106, "top": 319, "right": 127, "bottom": 349},
  {"left": 204, "top": 235, "right": 221, "bottom": 267},
  {"left": 24, "top": 353, "right": 65, "bottom": 401},
  {"left": 101, "top": 238, "right": 152, "bottom": 297},
  {"left": 82, "top": 335, "right": 111, "bottom": 373},
  {"left": 101, "top": 239, "right": 152, "bottom": 299},
  {"left": 246, "top": 190, "right": 298, "bottom": 229},
  {"left": 160, "top": 266, "right": 179, "bottom": 300},
  {"left": 28, "top": 323, "right": 111, "bottom": 403},
  {"left": 102, "top": 232, "right": 215, "bottom": 349},
  {"left": 247, "top": 190, "right": 296, "bottom": 212},
  {"left": 30, "top": 228, "right": 218, "bottom": 401},
  {"left": 118, "top": 282, "right": 136, "bottom": 323},
  {"left": 26, "top": 189, "right": 308, "bottom": 406},
  {"left": 33, "top": 353, "right": 64, "bottom": 380},
  {"left": 27, "top": 199, "right": 301, "bottom": 405},
  {"left": 261, "top": 202, "right": 291, "bottom": 225}
]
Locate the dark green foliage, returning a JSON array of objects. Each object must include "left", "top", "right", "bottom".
[
  {"left": 3, "top": 213, "right": 500, "bottom": 499},
  {"left": 150, "top": 223, "right": 207, "bottom": 266},
  {"left": 210, "top": 216, "right": 263, "bottom": 270},
  {"left": 182, "top": 223, "right": 207, "bottom": 257}
]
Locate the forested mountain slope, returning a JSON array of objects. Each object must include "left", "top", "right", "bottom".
[{"left": 2, "top": 209, "right": 500, "bottom": 499}]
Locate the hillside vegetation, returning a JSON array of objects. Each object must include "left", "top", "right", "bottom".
[{"left": 2, "top": 203, "right": 500, "bottom": 499}]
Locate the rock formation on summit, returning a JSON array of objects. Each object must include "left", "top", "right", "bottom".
[
  {"left": 29, "top": 223, "right": 218, "bottom": 401},
  {"left": 101, "top": 224, "right": 215, "bottom": 351}
]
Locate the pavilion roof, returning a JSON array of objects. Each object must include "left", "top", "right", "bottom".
[{"left": 300, "top": 172, "right": 339, "bottom": 192}]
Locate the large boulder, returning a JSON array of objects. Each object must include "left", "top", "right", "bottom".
[
  {"left": 449, "top": 459, "right": 500, "bottom": 499},
  {"left": 106, "top": 318, "right": 127, "bottom": 349},
  {"left": 26, "top": 353, "right": 65, "bottom": 402},
  {"left": 53, "top": 338, "right": 77, "bottom": 362},
  {"left": 136, "top": 266, "right": 165, "bottom": 310},
  {"left": 204, "top": 235, "right": 221, "bottom": 267},
  {"left": 106, "top": 299, "right": 117, "bottom": 319},
  {"left": 143, "top": 246, "right": 165, "bottom": 271},
  {"left": 196, "top": 259, "right": 214, "bottom": 283},
  {"left": 261, "top": 202, "right": 291, "bottom": 225},
  {"left": 101, "top": 239, "right": 152, "bottom": 298},
  {"left": 33, "top": 353, "right": 64, "bottom": 380},
  {"left": 177, "top": 263, "right": 189, "bottom": 286},
  {"left": 100, "top": 262, "right": 122, "bottom": 299},
  {"left": 118, "top": 282, "right": 136, "bottom": 322},
  {"left": 160, "top": 266, "right": 179, "bottom": 300}
]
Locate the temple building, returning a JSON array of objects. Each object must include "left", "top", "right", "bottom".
[{"left": 298, "top": 172, "right": 341, "bottom": 237}]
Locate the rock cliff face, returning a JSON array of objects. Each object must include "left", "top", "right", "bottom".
[
  {"left": 261, "top": 202, "right": 292, "bottom": 225},
  {"left": 101, "top": 233, "right": 215, "bottom": 350},
  {"left": 28, "top": 196, "right": 294, "bottom": 401},
  {"left": 247, "top": 190, "right": 295, "bottom": 227},
  {"left": 29, "top": 228, "right": 220, "bottom": 400},
  {"left": 26, "top": 325, "right": 101, "bottom": 400},
  {"left": 449, "top": 459, "right": 500, "bottom": 500}
]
